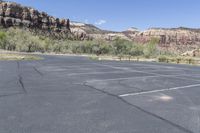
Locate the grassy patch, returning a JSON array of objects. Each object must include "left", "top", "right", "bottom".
[
  {"left": 88, "top": 55, "right": 157, "bottom": 62},
  {"left": 0, "top": 53, "right": 42, "bottom": 61},
  {"left": 157, "top": 55, "right": 199, "bottom": 65},
  {"left": 89, "top": 55, "right": 99, "bottom": 60},
  {"left": 88, "top": 54, "right": 200, "bottom": 66}
]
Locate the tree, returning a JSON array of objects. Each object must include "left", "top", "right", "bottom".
[
  {"left": 129, "top": 44, "right": 144, "bottom": 56},
  {"left": 143, "top": 37, "right": 159, "bottom": 58},
  {"left": 113, "top": 37, "right": 129, "bottom": 55},
  {"left": 92, "top": 44, "right": 100, "bottom": 55},
  {"left": 0, "top": 31, "right": 7, "bottom": 49}
]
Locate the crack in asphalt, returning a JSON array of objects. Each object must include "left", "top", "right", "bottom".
[
  {"left": 18, "top": 75, "right": 27, "bottom": 94},
  {"left": 17, "top": 61, "right": 27, "bottom": 94},
  {"left": 0, "top": 62, "right": 26, "bottom": 99},
  {"left": 0, "top": 93, "right": 23, "bottom": 99},
  {"left": 83, "top": 81, "right": 194, "bottom": 133},
  {"left": 33, "top": 66, "right": 43, "bottom": 76}
]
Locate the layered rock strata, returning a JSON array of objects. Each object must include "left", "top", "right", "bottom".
[{"left": 0, "top": 1, "right": 71, "bottom": 39}]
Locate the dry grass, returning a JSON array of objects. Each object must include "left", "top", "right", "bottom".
[
  {"left": 88, "top": 55, "right": 157, "bottom": 62},
  {"left": 0, "top": 53, "right": 42, "bottom": 61},
  {"left": 157, "top": 55, "right": 200, "bottom": 65},
  {"left": 89, "top": 54, "right": 200, "bottom": 65}
]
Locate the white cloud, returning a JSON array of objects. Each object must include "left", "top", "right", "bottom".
[{"left": 95, "top": 19, "right": 107, "bottom": 25}]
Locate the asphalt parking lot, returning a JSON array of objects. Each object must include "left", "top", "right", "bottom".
[{"left": 1, "top": 55, "right": 200, "bottom": 133}]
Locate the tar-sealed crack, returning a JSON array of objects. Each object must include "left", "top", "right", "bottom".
[
  {"left": 0, "top": 93, "right": 23, "bottom": 99},
  {"left": 33, "top": 66, "right": 43, "bottom": 76},
  {"left": 0, "top": 62, "right": 24, "bottom": 99},
  {"left": 83, "top": 81, "right": 194, "bottom": 133},
  {"left": 18, "top": 75, "right": 27, "bottom": 94},
  {"left": 17, "top": 61, "right": 27, "bottom": 94}
]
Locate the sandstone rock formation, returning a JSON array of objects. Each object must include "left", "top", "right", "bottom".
[
  {"left": 70, "top": 21, "right": 133, "bottom": 41},
  {"left": 182, "top": 49, "right": 200, "bottom": 57},
  {"left": 133, "top": 28, "right": 200, "bottom": 53},
  {"left": 71, "top": 23, "right": 200, "bottom": 53},
  {"left": 0, "top": 1, "right": 71, "bottom": 39},
  {"left": 70, "top": 22, "right": 92, "bottom": 40}
]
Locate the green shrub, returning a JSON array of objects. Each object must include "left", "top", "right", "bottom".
[
  {"left": 0, "top": 27, "right": 172, "bottom": 59},
  {"left": 143, "top": 38, "right": 159, "bottom": 58},
  {"left": 89, "top": 56, "right": 99, "bottom": 60},
  {"left": 0, "top": 31, "right": 6, "bottom": 49},
  {"left": 158, "top": 55, "right": 168, "bottom": 62},
  {"left": 176, "top": 57, "right": 182, "bottom": 64},
  {"left": 129, "top": 44, "right": 144, "bottom": 56},
  {"left": 113, "top": 37, "right": 129, "bottom": 55},
  {"left": 185, "top": 57, "right": 195, "bottom": 64}
]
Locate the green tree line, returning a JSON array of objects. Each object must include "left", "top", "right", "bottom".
[{"left": 0, "top": 27, "right": 161, "bottom": 58}]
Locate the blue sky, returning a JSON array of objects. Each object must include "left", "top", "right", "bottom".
[{"left": 10, "top": 0, "right": 200, "bottom": 31}]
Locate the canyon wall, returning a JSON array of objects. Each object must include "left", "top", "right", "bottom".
[
  {"left": 71, "top": 22, "right": 200, "bottom": 53},
  {"left": 132, "top": 28, "right": 200, "bottom": 53},
  {"left": 0, "top": 1, "right": 72, "bottom": 39}
]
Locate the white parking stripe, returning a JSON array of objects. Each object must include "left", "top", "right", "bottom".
[{"left": 119, "top": 84, "right": 200, "bottom": 97}]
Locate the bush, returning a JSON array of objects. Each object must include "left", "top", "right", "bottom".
[
  {"left": 128, "top": 44, "right": 144, "bottom": 56},
  {"left": 99, "top": 41, "right": 112, "bottom": 55},
  {"left": 0, "top": 27, "right": 165, "bottom": 58},
  {"left": 143, "top": 38, "right": 159, "bottom": 58},
  {"left": 158, "top": 55, "right": 168, "bottom": 62},
  {"left": 5, "top": 28, "right": 45, "bottom": 52},
  {"left": 113, "top": 38, "right": 129, "bottom": 55},
  {"left": 185, "top": 57, "right": 195, "bottom": 64},
  {"left": 0, "top": 31, "right": 7, "bottom": 49}
]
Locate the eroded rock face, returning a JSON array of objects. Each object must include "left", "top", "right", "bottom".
[
  {"left": 70, "top": 21, "right": 133, "bottom": 41},
  {"left": 70, "top": 22, "right": 101, "bottom": 40},
  {"left": 0, "top": 1, "right": 71, "bottom": 39},
  {"left": 132, "top": 28, "right": 200, "bottom": 53},
  {"left": 71, "top": 23, "right": 200, "bottom": 53}
]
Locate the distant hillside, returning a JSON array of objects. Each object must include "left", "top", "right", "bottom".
[
  {"left": 71, "top": 22, "right": 200, "bottom": 52},
  {"left": 0, "top": 1, "right": 200, "bottom": 53}
]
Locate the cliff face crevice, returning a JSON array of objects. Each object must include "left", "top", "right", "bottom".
[{"left": 0, "top": 1, "right": 71, "bottom": 39}]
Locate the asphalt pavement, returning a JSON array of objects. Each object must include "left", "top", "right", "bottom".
[{"left": 1, "top": 55, "right": 200, "bottom": 133}]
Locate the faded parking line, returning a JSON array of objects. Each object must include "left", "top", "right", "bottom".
[{"left": 119, "top": 84, "right": 200, "bottom": 97}]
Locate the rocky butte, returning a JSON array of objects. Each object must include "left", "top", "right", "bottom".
[
  {"left": 0, "top": 1, "right": 72, "bottom": 39},
  {"left": 0, "top": 1, "right": 200, "bottom": 54},
  {"left": 133, "top": 28, "right": 200, "bottom": 53}
]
